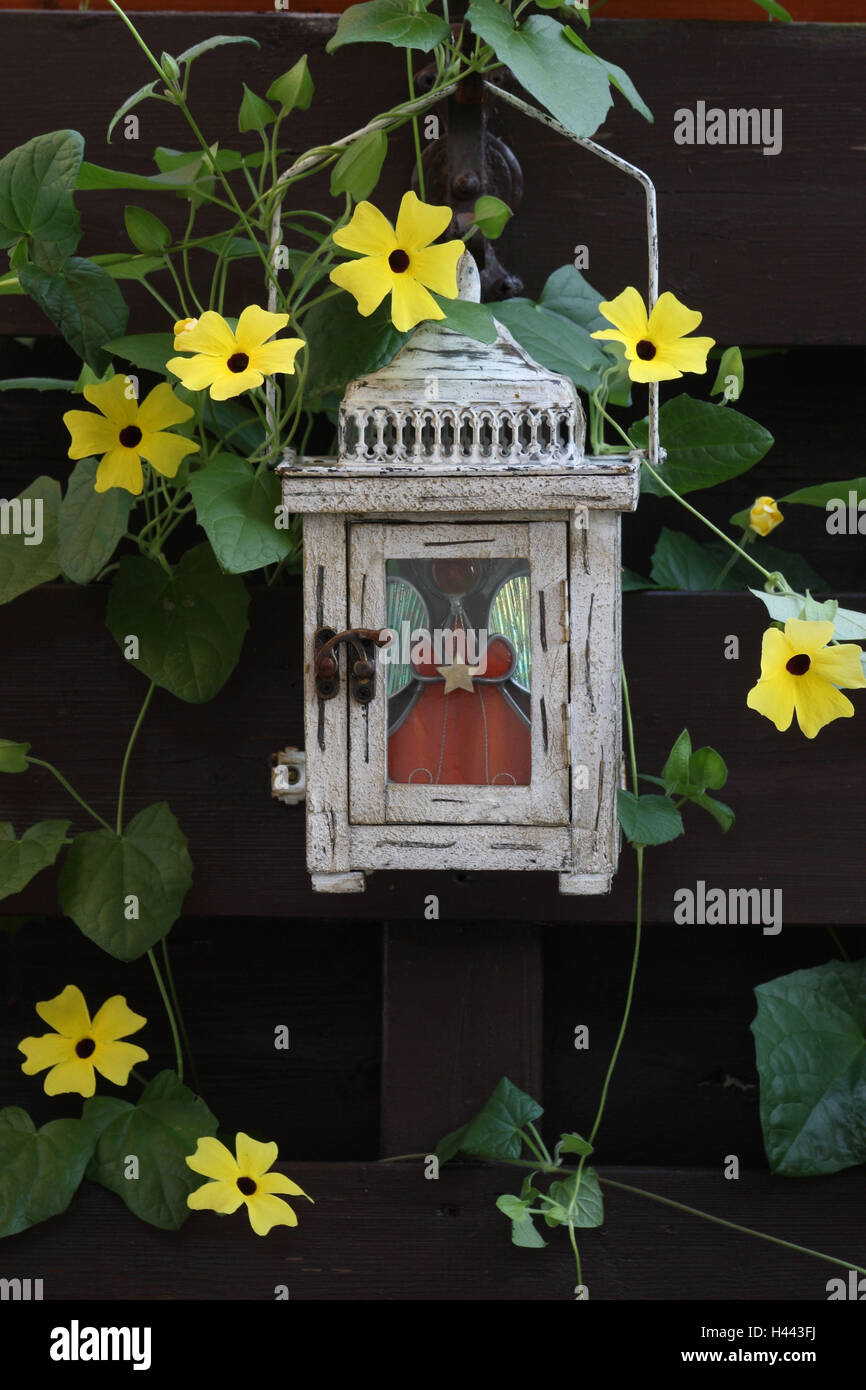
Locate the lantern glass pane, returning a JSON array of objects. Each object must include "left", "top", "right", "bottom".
[{"left": 384, "top": 556, "right": 531, "bottom": 787}]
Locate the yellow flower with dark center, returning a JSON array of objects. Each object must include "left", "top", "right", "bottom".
[
  {"left": 746, "top": 619, "right": 866, "bottom": 739},
  {"left": 63, "top": 375, "right": 199, "bottom": 496},
  {"left": 591, "top": 287, "right": 715, "bottom": 383},
  {"left": 749, "top": 496, "right": 783, "bottom": 537},
  {"left": 329, "top": 190, "right": 464, "bottom": 334},
  {"left": 166, "top": 306, "right": 304, "bottom": 402},
  {"left": 18, "top": 985, "right": 148, "bottom": 1097},
  {"left": 186, "top": 1132, "right": 312, "bottom": 1236}
]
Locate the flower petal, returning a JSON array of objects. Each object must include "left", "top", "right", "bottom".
[
  {"left": 249, "top": 337, "right": 305, "bottom": 378},
  {"left": 597, "top": 287, "right": 649, "bottom": 342},
  {"left": 90, "top": 994, "right": 147, "bottom": 1043},
  {"left": 394, "top": 190, "right": 451, "bottom": 253},
  {"left": 63, "top": 410, "right": 120, "bottom": 461},
  {"left": 235, "top": 1132, "right": 279, "bottom": 1180},
  {"left": 783, "top": 619, "right": 835, "bottom": 658},
  {"left": 95, "top": 447, "right": 143, "bottom": 495},
  {"left": 139, "top": 429, "right": 200, "bottom": 479},
  {"left": 407, "top": 241, "right": 465, "bottom": 299},
  {"left": 174, "top": 310, "right": 237, "bottom": 359},
  {"left": 19, "top": 1033, "right": 76, "bottom": 1074},
  {"left": 35, "top": 984, "right": 91, "bottom": 1037},
  {"left": 136, "top": 382, "right": 195, "bottom": 433},
  {"left": 187, "top": 1179, "right": 245, "bottom": 1215},
  {"left": 793, "top": 673, "right": 855, "bottom": 739},
  {"left": 186, "top": 1136, "right": 240, "bottom": 1182},
  {"left": 259, "top": 1170, "right": 311, "bottom": 1199},
  {"left": 83, "top": 374, "right": 138, "bottom": 427},
  {"left": 811, "top": 642, "right": 866, "bottom": 690},
  {"left": 92, "top": 1040, "right": 149, "bottom": 1086},
  {"left": 590, "top": 328, "right": 629, "bottom": 345},
  {"left": 234, "top": 305, "right": 290, "bottom": 352},
  {"left": 329, "top": 256, "right": 392, "bottom": 318},
  {"left": 390, "top": 273, "right": 444, "bottom": 333},
  {"left": 332, "top": 201, "right": 398, "bottom": 257},
  {"left": 626, "top": 357, "right": 684, "bottom": 384},
  {"left": 43, "top": 1058, "right": 97, "bottom": 1098},
  {"left": 245, "top": 1191, "right": 298, "bottom": 1236},
  {"left": 647, "top": 291, "right": 703, "bottom": 343},
  {"left": 166, "top": 353, "right": 224, "bottom": 395},
  {"left": 656, "top": 335, "right": 715, "bottom": 375},
  {"left": 208, "top": 367, "right": 264, "bottom": 401},
  {"left": 756, "top": 625, "right": 793, "bottom": 679},
  {"left": 746, "top": 672, "right": 795, "bottom": 732}
]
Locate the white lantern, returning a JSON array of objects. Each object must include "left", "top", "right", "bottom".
[{"left": 277, "top": 248, "right": 643, "bottom": 895}]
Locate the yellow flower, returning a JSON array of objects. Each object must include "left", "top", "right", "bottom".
[
  {"left": 18, "top": 985, "right": 148, "bottom": 1098},
  {"left": 329, "top": 190, "right": 464, "bottom": 334},
  {"left": 186, "top": 1132, "right": 312, "bottom": 1236},
  {"left": 746, "top": 619, "right": 866, "bottom": 739},
  {"left": 166, "top": 306, "right": 304, "bottom": 401},
  {"left": 749, "top": 496, "right": 783, "bottom": 537},
  {"left": 63, "top": 375, "right": 199, "bottom": 496},
  {"left": 591, "top": 287, "right": 715, "bottom": 383}
]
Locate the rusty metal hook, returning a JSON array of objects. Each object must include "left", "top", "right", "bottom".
[{"left": 313, "top": 627, "right": 391, "bottom": 704}]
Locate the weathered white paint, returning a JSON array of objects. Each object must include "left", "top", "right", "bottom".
[
  {"left": 281, "top": 255, "right": 639, "bottom": 895},
  {"left": 302, "top": 514, "right": 351, "bottom": 876}
]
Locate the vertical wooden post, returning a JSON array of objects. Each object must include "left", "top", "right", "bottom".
[{"left": 380, "top": 922, "right": 544, "bottom": 1155}]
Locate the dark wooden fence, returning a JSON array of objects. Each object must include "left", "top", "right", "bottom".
[{"left": 1, "top": 14, "right": 865, "bottom": 1300}]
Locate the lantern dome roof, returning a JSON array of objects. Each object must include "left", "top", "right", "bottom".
[{"left": 338, "top": 254, "right": 585, "bottom": 466}]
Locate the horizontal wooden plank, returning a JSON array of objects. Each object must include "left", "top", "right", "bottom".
[
  {"left": 0, "top": 16, "right": 862, "bottom": 341},
  {"left": 2, "top": 586, "right": 864, "bottom": 922},
  {"left": 6, "top": 1162, "right": 865, "bottom": 1300}
]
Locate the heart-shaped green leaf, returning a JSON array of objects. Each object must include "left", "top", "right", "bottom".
[
  {"left": 187, "top": 454, "right": 294, "bottom": 575},
  {"left": 19, "top": 257, "right": 129, "bottom": 372},
  {"left": 617, "top": 790, "right": 683, "bottom": 848},
  {"left": 458, "top": 1077, "right": 543, "bottom": 1161},
  {"left": 59, "top": 458, "right": 134, "bottom": 584},
  {"left": 0, "top": 820, "right": 70, "bottom": 902},
  {"left": 327, "top": 0, "right": 450, "bottom": 53},
  {"left": 0, "top": 477, "right": 61, "bottom": 605},
  {"left": 635, "top": 395, "right": 773, "bottom": 498},
  {"left": 58, "top": 802, "right": 192, "bottom": 961},
  {"left": 0, "top": 1106, "right": 99, "bottom": 1237},
  {"left": 85, "top": 1072, "right": 218, "bottom": 1230},
  {"left": 106, "top": 544, "right": 249, "bottom": 703},
  {"left": 752, "top": 959, "right": 866, "bottom": 1176},
  {"left": 0, "top": 130, "right": 84, "bottom": 269},
  {"left": 0, "top": 739, "right": 31, "bottom": 773}
]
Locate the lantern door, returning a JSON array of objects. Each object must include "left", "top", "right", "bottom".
[{"left": 348, "top": 520, "right": 569, "bottom": 826}]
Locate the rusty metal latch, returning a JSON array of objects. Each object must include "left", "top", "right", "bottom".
[{"left": 313, "top": 627, "right": 391, "bottom": 704}]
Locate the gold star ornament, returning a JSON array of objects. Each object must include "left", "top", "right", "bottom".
[{"left": 437, "top": 662, "right": 481, "bottom": 694}]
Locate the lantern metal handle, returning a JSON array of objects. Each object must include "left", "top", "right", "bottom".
[
  {"left": 266, "top": 77, "right": 660, "bottom": 471},
  {"left": 313, "top": 627, "right": 392, "bottom": 704},
  {"left": 483, "top": 83, "right": 660, "bottom": 472}
]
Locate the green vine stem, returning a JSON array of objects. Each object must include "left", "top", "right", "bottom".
[
  {"left": 598, "top": 1176, "right": 866, "bottom": 1280},
  {"left": 116, "top": 681, "right": 155, "bottom": 835},
  {"left": 24, "top": 758, "right": 114, "bottom": 833},
  {"left": 406, "top": 51, "right": 427, "bottom": 201},
  {"left": 161, "top": 936, "right": 201, "bottom": 1097},
  {"left": 590, "top": 391, "right": 783, "bottom": 588},
  {"left": 147, "top": 945, "right": 183, "bottom": 1083}
]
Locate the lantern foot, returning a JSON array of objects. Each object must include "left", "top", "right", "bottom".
[
  {"left": 311, "top": 871, "right": 367, "bottom": 894},
  {"left": 559, "top": 872, "right": 612, "bottom": 896}
]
